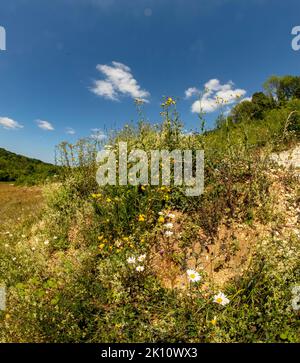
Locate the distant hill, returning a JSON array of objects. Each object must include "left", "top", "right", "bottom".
[{"left": 0, "top": 148, "right": 60, "bottom": 184}]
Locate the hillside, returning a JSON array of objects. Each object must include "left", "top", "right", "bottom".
[
  {"left": 0, "top": 75, "right": 299, "bottom": 343},
  {"left": 0, "top": 148, "right": 59, "bottom": 184}
]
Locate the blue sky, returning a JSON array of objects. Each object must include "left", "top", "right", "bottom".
[{"left": 0, "top": 0, "right": 300, "bottom": 162}]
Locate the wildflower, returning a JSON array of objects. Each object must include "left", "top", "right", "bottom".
[
  {"left": 53, "top": 236, "right": 58, "bottom": 240},
  {"left": 127, "top": 257, "right": 136, "bottom": 264},
  {"left": 115, "top": 240, "right": 122, "bottom": 248},
  {"left": 136, "top": 265, "right": 145, "bottom": 272},
  {"left": 141, "top": 185, "right": 146, "bottom": 191},
  {"left": 291, "top": 296, "right": 300, "bottom": 311},
  {"left": 187, "top": 269, "right": 201, "bottom": 282},
  {"left": 167, "top": 213, "right": 176, "bottom": 219},
  {"left": 21, "top": 234, "right": 26, "bottom": 238},
  {"left": 137, "top": 254, "right": 146, "bottom": 262},
  {"left": 158, "top": 216, "right": 165, "bottom": 223},
  {"left": 213, "top": 292, "right": 230, "bottom": 306},
  {"left": 210, "top": 316, "right": 217, "bottom": 326},
  {"left": 44, "top": 240, "right": 49, "bottom": 245},
  {"left": 165, "top": 231, "right": 173, "bottom": 237},
  {"left": 106, "top": 198, "right": 112, "bottom": 203},
  {"left": 291, "top": 285, "right": 300, "bottom": 296},
  {"left": 138, "top": 214, "right": 145, "bottom": 222},
  {"left": 164, "top": 223, "right": 174, "bottom": 229},
  {"left": 98, "top": 243, "right": 105, "bottom": 250},
  {"left": 158, "top": 211, "right": 164, "bottom": 216}
]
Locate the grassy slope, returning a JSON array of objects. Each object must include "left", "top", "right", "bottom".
[{"left": 0, "top": 148, "right": 59, "bottom": 184}]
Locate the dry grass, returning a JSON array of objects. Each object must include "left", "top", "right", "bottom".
[{"left": 0, "top": 182, "right": 44, "bottom": 234}]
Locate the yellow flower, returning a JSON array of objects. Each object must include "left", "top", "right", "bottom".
[
  {"left": 138, "top": 214, "right": 145, "bottom": 222},
  {"left": 98, "top": 235, "right": 104, "bottom": 241},
  {"left": 5, "top": 314, "right": 10, "bottom": 319},
  {"left": 98, "top": 243, "right": 105, "bottom": 250},
  {"left": 210, "top": 317, "right": 217, "bottom": 326},
  {"left": 106, "top": 198, "right": 112, "bottom": 203},
  {"left": 141, "top": 185, "right": 146, "bottom": 191},
  {"left": 158, "top": 216, "right": 165, "bottom": 223},
  {"left": 164, "top": 195, "right": 169, "bottom": 201}
]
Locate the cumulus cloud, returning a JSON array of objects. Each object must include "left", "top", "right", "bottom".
[
  {"left": 91, "top": 61, "right": 150, "bottom": 102},
  {"left": 66, "top": 127, "right": 76, "bottom": 135},
  {"left": 186, "top": 79, "right": 246, "bottom": 113},
  {"left": 36, "top": 120, "right": 54, "bottom": 131},
  {"left": 185, "top": 87, "right": 200, "bottom": 99},
  {"left": 0, "top": 117, "right": 23, "bottom": 130}
]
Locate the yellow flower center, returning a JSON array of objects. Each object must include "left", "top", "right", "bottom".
[{"left": 216, "top": 297, "right": 223, "bottom": 304}]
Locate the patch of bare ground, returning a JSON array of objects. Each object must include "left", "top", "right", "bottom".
[{"left": 150, "top": 167, "right": 300, "bottom": 290}]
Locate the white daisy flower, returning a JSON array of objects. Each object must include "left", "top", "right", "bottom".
[
  {"left": 167, "top": 213, "right": 176, "bottom": 219},
  {"left": 291, "top": 295, "right": 300, "bottom": 311},
  {"left": 165, "top": 231, "right": 173, "bottom": 237},
  {"left": 291, "top": 285, "right": 300, "bottom": 296},
  {"left": 213, "top": 292, "right": 230, "bottom": 306},
  {"left": 127, "top": 257, "right": 136, "bottom": 264},
  {"left": 136, "top": 265, "right": 145, "bottom": 272},
  {"left": 158, "top": 211, "right": 164, "bottom": 216},
  {"left": 187, "top": 269, "right": 201, "bottom": 282},
  {"left": 164, "top": 223, "right": 174, "bottom": 229},
  {"left": 137, "top": 254, "right": 146, "bottom": 262},
  {"left": 44, "top": 240, "right": 50, "bottom": 245}
]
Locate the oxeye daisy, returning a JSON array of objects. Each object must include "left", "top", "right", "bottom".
[
  {"left": 164, "top": 223, "right": 174, "bottom": 229},
  {"left": 165, "top": 231, "right": 173, "bottom": 237},
  {"left": 127, "top": 257, "right": 136, "bottom": 264},
  {"left": 136, "top": 265, "right": 145, "bottom": 272},
  {"left": 291, "top": 285, "right": 300, "bottom": 296},
  {"left": 187, "top": 269, "right": 201, "bottom": 282},
  {"left": 213, "top": 292, "right": 230, "bottom": 306}
]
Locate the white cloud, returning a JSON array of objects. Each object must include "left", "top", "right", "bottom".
[
  {"left": 66, "top": 127, "right": 76, "bottom": 135},
  {"left": 90, "top": 128, "right": 107, "bottom": 141},
  {"left": 36, "top": 120, "right": 54, "bottom": 131},
  {"left": 0, "top": 117, "right": 23, "bottom": 130},
  {"left": 91, "top": 61, "right": 150, "bottom": 102},
  {"left": 239, "top": 96, "right": 252, "bottom": 103},
  {"left": 187, "top": 79, "right": 246, "bottom": 113},
  {"left": 185, "top": 87, "right": 200, "bottom": 99}
]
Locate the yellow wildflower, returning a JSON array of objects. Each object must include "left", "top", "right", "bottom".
[
  {"left": 98, "top": 243, "right": 105, "bottom": 250},
  {"left": 158, "top": 216, "right": 165, "bottom": 223},
  {"left": 210, "top": 317, "right": 217, "bottom": 326},
  {"left": 138, "top": 214, "right": 145, "bottom": 222}
]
